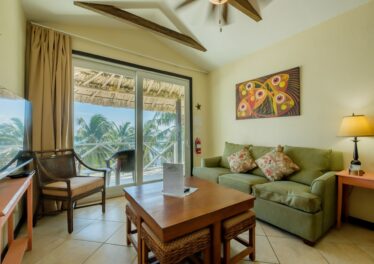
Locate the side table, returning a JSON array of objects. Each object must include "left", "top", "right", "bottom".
[{"left": 336, "top": 170, "right": 374, "bottom": 228}]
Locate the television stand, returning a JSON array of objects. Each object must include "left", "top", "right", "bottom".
[{"left": 0, "top": 171, "right": 34, "bottom": 264}]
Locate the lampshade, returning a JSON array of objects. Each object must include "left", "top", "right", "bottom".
[{"left": 338, "top": 114, "right": 374, "bottom": 137}]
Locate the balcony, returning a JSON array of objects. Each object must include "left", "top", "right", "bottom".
[{"left": 75, "top": 140, "right": 183, "bottom": 187}]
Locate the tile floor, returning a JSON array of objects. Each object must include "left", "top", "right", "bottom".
[{"left": 20, "top": 197, "right": 374, "bottom": 264}]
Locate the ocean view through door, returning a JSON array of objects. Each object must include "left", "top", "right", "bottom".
[{"left": 73, "top": 55, "right": 191, "bottom": 195}]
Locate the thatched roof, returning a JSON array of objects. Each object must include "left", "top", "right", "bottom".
[{"left": 74, "top": 67, "right": 185, "bottom": 112}]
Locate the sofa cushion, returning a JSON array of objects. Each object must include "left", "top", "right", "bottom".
[
  {"left": 284, "top": 146, "right": 332, "bottom": 185},
  {"left": 253, "top": 181, "right": 321, "bottom": 213},
  {"left": 192, "top": 167, "right": 231, "bottom": 183},
  {"left": 219, "top": 173, "right": 268, "bottom": 193},
  {"left": 228, "top": 146, "right": 257, "bottom": 173},
  {"left": 221, "top": 142, "right": 250, "bottom": 169},
  {"left": 256, "top": 146, "right": 299, "bottom": 181},
  {"left": 250, "top": 146, "right": 273, "bottom": 177}
]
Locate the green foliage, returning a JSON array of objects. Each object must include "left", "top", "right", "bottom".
[
  {"left": 74, "top": 112, "right": 178, "bottom": 169},
  {"left": 0, "top": 118, "right": 24, "bottom": 169}
]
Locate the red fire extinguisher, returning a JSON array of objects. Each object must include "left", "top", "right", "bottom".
[{"left": 195, "top": 137, "right": 202, "bottom": 155}]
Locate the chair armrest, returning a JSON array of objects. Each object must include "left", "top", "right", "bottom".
[
  {"left": 201, "top": 156, "right": 222, "bottom": 167},
  {"left": 74, "top": 153, "right": 107, "bottom": 176},
  {"left": 310, "top": 171, "right": 337, "bottom": 231}
]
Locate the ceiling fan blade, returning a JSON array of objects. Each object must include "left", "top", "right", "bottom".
[
  {"left": 222, "top": 3, "right": 229, "bottom": 25},
  {"left": 175, "top": 0, "right": 198, "bottom": 10},
  {"left": 229, "top": 0, "right": 262, "bottom": 22},
  {"left": 207, "top": 3, "right": 217, "bottom": 21}
]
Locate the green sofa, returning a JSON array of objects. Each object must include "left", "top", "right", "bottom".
[{"left": 192, "top": 142, "right": 344, "bottom": 243}]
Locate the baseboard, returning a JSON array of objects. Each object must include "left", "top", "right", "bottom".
[{"left": 348, "top": 216, "right": 374, "bottom": 230}]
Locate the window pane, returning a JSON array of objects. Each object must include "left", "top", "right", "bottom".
[
  {"left": 74, "top": 66, "right": 136, "bottom": 187},
  {"left": 142, "top": 77, "right": 186, "bottom": 182}
]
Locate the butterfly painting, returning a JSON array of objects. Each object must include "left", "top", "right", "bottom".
[{"left": 236, "top": 67, "right": 300, "bottom": 119}]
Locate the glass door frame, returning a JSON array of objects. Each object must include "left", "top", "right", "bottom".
[{"left": 72, "top": 51, "right": 192, "bottom": 192}]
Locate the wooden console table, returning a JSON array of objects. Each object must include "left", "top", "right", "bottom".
[
  {"left": 336, "top": 170, "right": 374, "bottom": 228},
  {"left": 0, "top": 173, "right": 33, "bottom": 264}
]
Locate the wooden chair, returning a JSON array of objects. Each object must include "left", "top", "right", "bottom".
[
  {"left": 141, "top": 222, "right": 211, "bottom": 264},
  {"left": 106, "top": 150, "right": 135, "bottom": 186},
  {"left": 33, "top": 149, "right": 107, "bottom": 233},
  {"left": 125, "top": 203, "right": 138, "bottom": 249},
  {"left": 222, "top": 210, "right": 256, "bottom": 264}
]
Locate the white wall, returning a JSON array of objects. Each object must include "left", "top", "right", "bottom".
[
  {"left": 0, "top": 0, "right": 26, "bottom": 96},
  {"left": 208, "top": 2, "right": 374, "bottom": 222}
]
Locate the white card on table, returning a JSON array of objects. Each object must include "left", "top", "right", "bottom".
[{"left": 163, "top": 163, "right": 184, "bottom": 197}]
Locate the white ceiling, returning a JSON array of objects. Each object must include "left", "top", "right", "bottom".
[{"left": 22, "top": 0, "right": 369, "bottom": 71}]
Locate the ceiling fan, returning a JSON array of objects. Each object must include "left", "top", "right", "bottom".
[{"left": 176, "top": 0, "right": 262, "bottom": 32}]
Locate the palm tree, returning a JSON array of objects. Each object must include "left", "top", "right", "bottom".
[
  {"left": 74, "top": 111, "right": 179, "bottom": 170},
  {"left": 75, "top": 114, "right": 115, "bottom": 167},
  {"left": 143, "top": 112, "right": 177, "bottom": 167},
  {"left": 111, "top": 122, "right": 135, "bottom": 149},
  {"left": 0, "top": 118, "right": 24, "bottom": 145},
  {"left": 0, "top": 118, "right": 24, "bottom": 169}
]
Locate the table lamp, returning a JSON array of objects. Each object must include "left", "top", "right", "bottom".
[{"left": 338, "top": 113, "right": 374, "bottom": 170}]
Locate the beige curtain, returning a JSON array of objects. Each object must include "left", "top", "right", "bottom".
[
  {"left": 27, "top": 24, "right": 73, "bottom": 151},
  {"left": 26, "top": 24, "right": 73, "bottom": 213}
]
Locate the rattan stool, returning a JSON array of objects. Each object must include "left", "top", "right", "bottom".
[
  {"left": 125, "top": 203, "right": 138, "bottom": 249},
  {"left": 141, "top": 222, "right": 211, "bottom": 264},
  {"left": 222, "top": 210, "right": 256, "bottom": 264}
]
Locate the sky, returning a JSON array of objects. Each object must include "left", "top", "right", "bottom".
[
  {"left": 74, "top": 102, "right": 156, "bottom": 133},
  {"left": 0, "top": 98, "right": 25, "bottom": 123}
]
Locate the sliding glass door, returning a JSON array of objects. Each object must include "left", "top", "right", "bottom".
[
  {"left": 72, "top": 55, "right": 191, "bottom": 195},
  {"left": 137, "top": 72, "right": 191, "bottom": 184}
]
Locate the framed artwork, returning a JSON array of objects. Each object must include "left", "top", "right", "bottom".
[{"left": 236, "top": 67, "right": 300, "bottom": 120}]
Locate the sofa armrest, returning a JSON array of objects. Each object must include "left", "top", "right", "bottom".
[
  {"left": 310, "top": 171, "right": 337, "bottom": 232},
  {"left": 201, "top": 156, "right": 222, "bottom": 167},
  {"left": 310, "top": 171, "right": 336, "bottom": 198}
]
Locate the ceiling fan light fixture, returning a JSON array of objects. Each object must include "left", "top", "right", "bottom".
[{"left": 209, "top": 0, "right": 229, "bottom": 5}]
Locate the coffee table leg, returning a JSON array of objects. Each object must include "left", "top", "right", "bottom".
[{"left": 211, "top": 221, "right": 221, "bottom": 263}]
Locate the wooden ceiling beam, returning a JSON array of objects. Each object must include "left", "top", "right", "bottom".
[
  {"left": 229, "top": 0, "right": 262, "bottom": 22},
  {"left": 74, "top": 1, "right": 207, "bottom": 52}
]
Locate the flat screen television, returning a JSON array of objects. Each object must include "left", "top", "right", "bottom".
[{"left": 0, "top": 87, "right": 32, "bottom": 179}]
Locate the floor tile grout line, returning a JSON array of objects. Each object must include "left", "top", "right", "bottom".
[
  {"left": 266, "top": 235, "right": 282, "bottom": 264},
  {"left": 351, "top": 242, "right": 374, "bottom": 262},
  {"left": 103, "top": 222, "right": 126, "bottom": 244},
  {"left": 74, "top": 216, "right": 125, "bottom": 223},
  {"left": 81, "top": 242, "right": 105, "bottom": 264}
]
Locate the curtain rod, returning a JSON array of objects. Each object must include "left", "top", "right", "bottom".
[{"left": 30, "top": 22, "right": 208, "bottom": 74}]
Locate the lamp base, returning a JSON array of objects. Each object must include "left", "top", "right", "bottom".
[
  {"left": 350, "top": 160, "right": 361, "bottom": 175},
  {"left": 350, "top": 159, "right": 361, "bottom": 166}
]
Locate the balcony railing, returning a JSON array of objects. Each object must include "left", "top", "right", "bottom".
[{"left": 74, "top": 140, "right": 183, "bottom": 186}]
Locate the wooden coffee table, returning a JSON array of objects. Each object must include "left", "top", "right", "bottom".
[{"left": 124, "top": 176, "right": 255, "bottom": 263}]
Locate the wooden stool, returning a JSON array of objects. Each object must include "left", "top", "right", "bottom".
[
  {"left": 125, "top": 203, "right": 138, "bottom": 249},
  {"left": 141, "top": 222, "right": 211, "bottom": 264},
  {"left": 222, "top": 210, "right": 256, "bottom": 264}
]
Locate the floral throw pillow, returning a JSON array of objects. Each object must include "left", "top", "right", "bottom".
[
  {"left": 227, "top": 147, "right": 257, "bottom": 173},
  {"left": 256, "top": 146, "right": 300, "bottom": 181}
]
